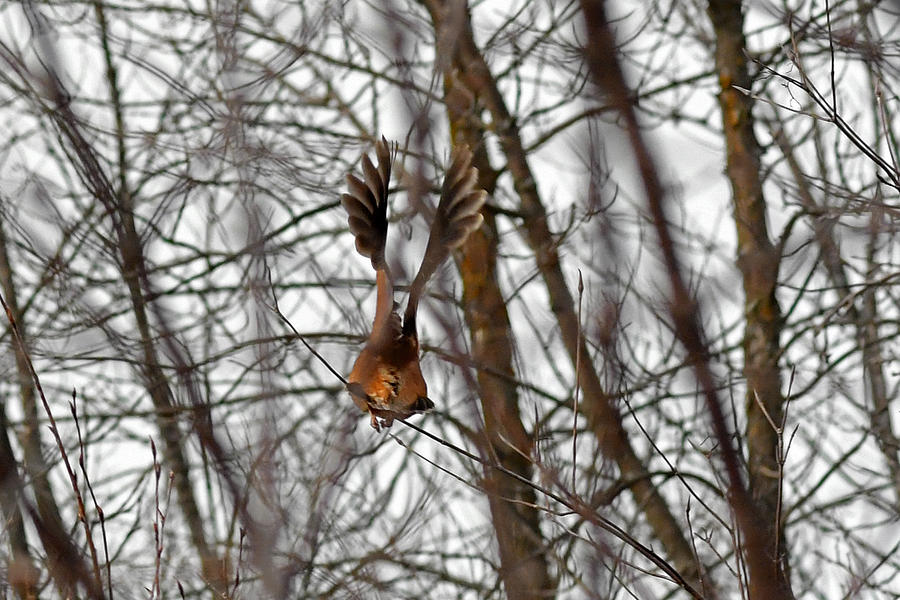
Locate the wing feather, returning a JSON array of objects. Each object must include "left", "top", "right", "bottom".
[
  {"left": 341, "top": 137, "right": 393, "bottom": 271},
  {"left": 403, "top": 145, "right": 488, "bottom": 336}
]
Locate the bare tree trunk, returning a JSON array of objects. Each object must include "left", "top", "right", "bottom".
[
  {"left": 0, "top": 414, "right": 36, "bottom": 600},
  {"left": 438, "top": 70, "right": 557, "bottom": 598},
  {"left": 579, "top": 1, "right": 795, "bottom": 598},
  {"left": 460, "top": 205, "right": 556, "bottom": 599},
  {"left": 707, "top": 1, "right": 792, "bottom": 594},
  {"left": 421, "top": 0, "right": 705, "bottom": 591}
]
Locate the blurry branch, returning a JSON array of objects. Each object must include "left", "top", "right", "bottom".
[
  {"left": 419, "top": 0, "right": 706, "bottom": 591},
  {"left": 93, "top": 0, "right": 128, "bottom": 199},
  {"left": 579, "top": 1, "right": 793, "bottom": 600},
  {"left": 771, "top": 120, "right": 900, "bottom": 505},
  {"left": 0, "top": 292, "right": 105, "bottom": 599},
  {"left": 573, "top": 271, "right": 583, "bottom": 493},
  {"left": 396, "top": 418, "right": 703, "bottom": 598},
  {"left": 526, "top": 69, "right": 714, "bottom": 153},
  {"left": 5, "top": 2, "right": 225, "bottom": 590}
]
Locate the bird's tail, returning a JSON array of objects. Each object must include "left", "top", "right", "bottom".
[{"left": 403, "top": 146, "right": 487, "bottom": 336}]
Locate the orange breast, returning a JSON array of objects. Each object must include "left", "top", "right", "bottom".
[{"left": 348, "top": 335, "right": 427, "bottom": 415}]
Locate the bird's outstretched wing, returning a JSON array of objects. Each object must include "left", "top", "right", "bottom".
[
  {"left": 341, "top": 137, "right": 398, "bottom": 347},
  {"left": 403, "top": 145, "right": 487, "bottom": 336},
  {"left": 340, "top": 137, "right": 393, "bottom": 272}
]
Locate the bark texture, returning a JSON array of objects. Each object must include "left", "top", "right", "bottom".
[{"left": 707, "top": 0, "right": 792, "bottom": 594}]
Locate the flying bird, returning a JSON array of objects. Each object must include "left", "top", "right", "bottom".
[{"left": 341, "top": 137, "right": 487, "bottom": 431}]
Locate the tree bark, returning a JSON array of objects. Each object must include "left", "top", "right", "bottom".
[{"left": 708, "top": 0, "right": 792, "bottom": 595}]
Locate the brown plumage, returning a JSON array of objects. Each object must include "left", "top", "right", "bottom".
[{"left": 341, "top": 137, "right": 487, "bottom": 431}]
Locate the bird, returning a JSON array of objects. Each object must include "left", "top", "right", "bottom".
[{"left": 341, "top": 137, "right": 487, "bottom": 431}]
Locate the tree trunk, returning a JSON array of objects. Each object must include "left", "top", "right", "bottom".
[
  {"left": 708, "top": 0, "right": 792, "bottom": 595},
  {"left": 421, "top": 0, "right": 706, "bottom": 592},
  {"left": 433, "top": 51, "right": 558, "bottom": 599}
]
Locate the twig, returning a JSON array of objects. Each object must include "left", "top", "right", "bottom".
[
  {"left": 71, "top": 392, "right": 113, "bottom": 600},
  {"left": 573, "top": 270, "right": 583, "bottom": 492},
  {"left": 0, "top": 290, "right": 105, "bottom": 599},
  {"left": 149, "top": 438, "right": 174, "bottom": 600},
  {"left": 266, "top": 264, "right": 348, "bottom": 386},
  {"left": 231, "top": 528, "right": 246, "bottom": 598},
  {"left": 396, "top": 418, "right": 702, "bottom": 598},
  {"left": 685, "top": 500, "right": 708, "bottom": 599}
]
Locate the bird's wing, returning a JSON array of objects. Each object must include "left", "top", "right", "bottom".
[
  {"left": 403, "top": 145, "right": 487, "bottom": 337},
  {"left": 340, "top": 136, "right": 393, "bottom": 272},
  {"left": 341, "top": 137, "right": 398, "bottom": 347}
]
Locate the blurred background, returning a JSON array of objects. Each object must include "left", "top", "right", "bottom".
[{"left": 0, "top": 0, "right": 898, "bottom": 598}]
